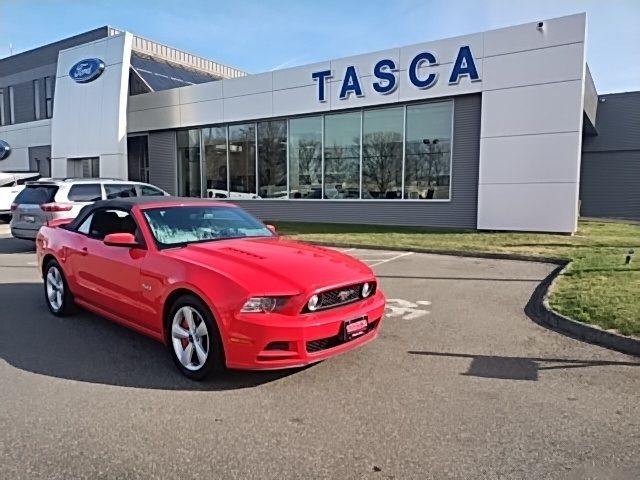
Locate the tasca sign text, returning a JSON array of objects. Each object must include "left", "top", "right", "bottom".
[{"left": 311, "top": 46, "right": 479, "bottom": 102}]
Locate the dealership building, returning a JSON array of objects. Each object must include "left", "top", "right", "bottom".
[{"left": 0, "top": 13, "right": 638, "bottom": 233}]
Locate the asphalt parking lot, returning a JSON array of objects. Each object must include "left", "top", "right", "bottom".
[{"left": 0, "top": 223, "right": 639, "bottom": 479}]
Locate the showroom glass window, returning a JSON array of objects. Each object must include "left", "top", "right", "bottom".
[
  {"left": 404, "top": 101, "right": 453, "bottom": 200},
  {"left": 228, "top": 123, "right": 256, "bottom": 196},
  {"left": 324, "top": 112, "right": 361, "bottom": 199},
  {"left": 257, "top": 120, "right": 287, "bottom": 198},
  {"left": 289, "top": 116, "right": 322, "bottom": 199},
  {"left": 203, "top": 126, "right": 228, "bottom": 198},
  {"left": 177, "top": 129, "right": 201, "bottom": 197},
  {"left": 33, "top": 80, "right": 41, "bottom": 120},
  {"left": 362, "top": 107, "right": 403, "bottom": 199},
  {"left": 45, "top": 76, "right": 54, "bottom": 119}
]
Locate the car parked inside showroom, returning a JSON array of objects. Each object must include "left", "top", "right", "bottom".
[
  {"left": 36, "top": 197, "right": 385, "bottom": 379},
  {"left": 10, "top": 178, "right": 168, "bottom": 240}
]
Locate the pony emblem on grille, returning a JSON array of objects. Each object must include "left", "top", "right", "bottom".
[{"left": 337, "top": 290, "right": 351, "bottom": 301}]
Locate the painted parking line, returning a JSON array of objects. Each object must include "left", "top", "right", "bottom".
[
  {"left": 368, "top": 251, "right": 413, "bottom": 268},
  {"left": 332, "top": 247, "right": 414, "bottom": 267}
]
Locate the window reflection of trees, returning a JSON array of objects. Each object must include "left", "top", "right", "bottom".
[
  {"left": 258, "top": 120, "right": 287, "bottom": 198},
  {"left": 405, "top": 139, "right": 451, "bottom": 199},
  {"left": 179, "top": 101, "right": 453, "bottom": 201},
  {"left": 324, "top": 112, "right": 361, "bottom": 199},
  {"left": 362, "top": 131, "right": 403, "bottom": 199},
  {"left": 289, "top": 116, "right": 322, "bottom": 199},
  {"left": 324, "top": 140, "right": 360, "bottom": 198},
  {"left": 229, "top": 124, "right": 256, "bottom": 194},
  {"left": 294, "top": 139, "right": 322, "bottom": 198}
]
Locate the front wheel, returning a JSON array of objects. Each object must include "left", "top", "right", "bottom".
[
  {"left": 44, "top": 260, "right": 74, "bottom": 316},
  {"left": 167, "top": 295, "right": 224, "bottom": 380}
]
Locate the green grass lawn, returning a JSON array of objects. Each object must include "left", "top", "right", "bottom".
[{"left": 273, "top": 220, "right": 640, "bottom": 337}]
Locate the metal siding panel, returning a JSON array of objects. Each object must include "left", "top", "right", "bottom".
[
  {"left": 12, "top": 81, "right": 35, "bottom": 123},
  {"left": 580, "top": 151, "right": 640, "bottom": 220},
  {"left": 0, "top": 63, "right": 58, "bottom": 89},
  {"left": 28, "top": 145, "right": 52, "bottom": 176},
  {"left": 0, "top": 27, "right": 109, "bottom": 75},
  {"left": 233, "top": 94, "right": 481, "bottom": 228},
  {"left": 148, "top": 131, "right": 177, "bottom": 195},
  {"left": 583, "top": 92, "right": 640, "bottom": 152}
]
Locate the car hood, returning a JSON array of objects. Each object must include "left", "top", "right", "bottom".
[{"left": 163, "top": 237, "right": 374, "bottom": 295}]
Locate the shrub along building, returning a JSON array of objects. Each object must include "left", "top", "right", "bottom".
[{"left": 0, "top": 13, "right": 638, "bottom": 232}]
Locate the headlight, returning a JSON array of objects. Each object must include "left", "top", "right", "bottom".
[
  {"left": 241, "top": 297, "right": 279, "bottom": 313},
  {"left": 361, "top": 282, "right": 372, "bottom": 298},
  {"left": 307, "top": 294, "right": 320, "bottom": 311}
]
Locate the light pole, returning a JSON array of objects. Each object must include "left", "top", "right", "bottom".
[{"left": 422, "top": 138, "right": 439, "bottom": 197}]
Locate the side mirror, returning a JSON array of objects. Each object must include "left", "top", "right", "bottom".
[
  {"left": 266, "top": 224, "right": 277, "bottom": 235},
  {"left": 104, "top": 232, "right": 138, "bottom": 247}
]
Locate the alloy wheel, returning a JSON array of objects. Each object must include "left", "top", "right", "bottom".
[
  {"left": 46, "top": 266, "right": 64, "bottom": 312},
  {"left": 171, "top": 306, "right": 210, "bottom": 371}
]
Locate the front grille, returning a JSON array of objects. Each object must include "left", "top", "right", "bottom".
[
  {"left": 306, "top": 320, "right": 380, "bottom": 353},
  {"left": 306, "top": 336, "right": 342, "bottom": 353},
  {"left": 304, "top": 282, "right": 376, "bottom": 313}
]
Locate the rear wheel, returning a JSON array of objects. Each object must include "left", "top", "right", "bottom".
[
  {"left": 0, "top": 214, "right": 10, "bottom": 223},
  {"left": 167, "top": 294, "right": 224, "bottom": 380},
  {"left": 44, "top": 260, "right": 74, "bottom": 316}
]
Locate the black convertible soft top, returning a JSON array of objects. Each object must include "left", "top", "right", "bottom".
[{"left": 64, "top": 196, "right": 229, "bottom": 231}]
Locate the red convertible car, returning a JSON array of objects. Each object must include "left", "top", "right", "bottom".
[{"left": 36, "top": 197, "right": 386, "bottom": 379}]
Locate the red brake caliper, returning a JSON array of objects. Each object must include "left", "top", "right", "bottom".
[{"left": 180, "top": 319, "right": 189, "bottom": 349}]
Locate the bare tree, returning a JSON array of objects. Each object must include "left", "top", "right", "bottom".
[
  {"left": 362, "top": 131, "right": 402, "bottom": 196},
  {"left": 258, "top": 121, "right": 286, "bottom": 196}
]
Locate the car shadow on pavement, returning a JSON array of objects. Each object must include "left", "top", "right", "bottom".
[
  {"left": 408, "top": 351, "right": 640, "bottom": 381},
  {"left": 0, "top": 283, "right": 303, "bottom": 391},
  {"left": 0, "top": 236, "right": 35, "bottom": 254}
]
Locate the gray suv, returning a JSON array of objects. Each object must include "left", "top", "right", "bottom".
[{"left": 10, "top": 178, "right": 168, "bottom": 240}]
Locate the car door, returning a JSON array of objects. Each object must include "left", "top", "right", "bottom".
[{"left": 72, "top": 208, "right": 147, "bottom": 323}]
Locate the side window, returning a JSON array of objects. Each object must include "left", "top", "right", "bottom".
[
  {"left": 105, "top": 184, "right": 138, "bottom": 199},
  {"left": 139, "top": 185, "right": 165, "bottom": 196},
  {"left": 77, "top": 213, "right": 94, "bottom": 235},
  {"left": 88, "top": 209, "right": 138, "bottom": 240},
  {"left": 68, "top": 184, "right": 102, "bottom": 202}
]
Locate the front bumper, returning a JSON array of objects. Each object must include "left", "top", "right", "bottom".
[{"left": 224, "top": 290, "right": 386, "bottom": 370}]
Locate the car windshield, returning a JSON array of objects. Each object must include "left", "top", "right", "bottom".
[{"left": 143, "top": 205, "right": 274, "bottom": 248}]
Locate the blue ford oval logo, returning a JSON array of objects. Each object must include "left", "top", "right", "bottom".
[
  {"left": 0, "top": 140, "right": 11, "bottom": 161},
  {"left": 69, "top": 58, "right": 105, "bottom": 83}
]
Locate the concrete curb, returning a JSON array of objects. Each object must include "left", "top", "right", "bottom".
[
  {"left": 306, "top": 241, "right": 566, "bottom": 265},
  {"left": 305, "top": 240, "right": 640, "bottom": 357},
  {"left": 535, "top": 264, "right": 640, "bottom": 357}
]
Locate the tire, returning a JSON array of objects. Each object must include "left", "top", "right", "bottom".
[
  {"left": 166, "top": 294, "right": 224, "bottom": 380},
  {"left": 44, "top": 259, "right": 75, "bottom": 316},
  {"left": 0, "top": 214, "right": 11, "bottom": 223}
]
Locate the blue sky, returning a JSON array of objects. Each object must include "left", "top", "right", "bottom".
[{"left": 0, "top": 0, "right": 638, "bottom": 93}]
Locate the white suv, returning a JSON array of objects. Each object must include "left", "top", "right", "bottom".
[
  {"left": 10, "top": 178, "right": 168, "bottom": 240},
  {"left": 0, "top": 171, "right": 41, "bottom": 222}
]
